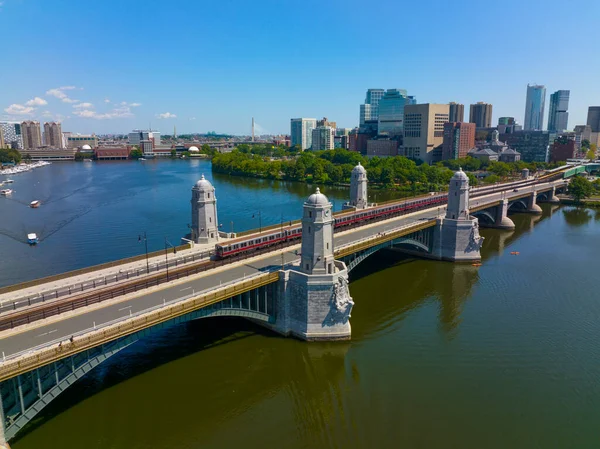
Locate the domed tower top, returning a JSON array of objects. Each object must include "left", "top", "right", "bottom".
[
  {"left": 306, "top": 187, "right": 330, "bottom": 206},
  {"left": 451, "top": 167, "right": 469, "bottom": 182},
  {"left": 194, "top": 174, "right": 214, "bottom": 191},
  {"left": 352, "top": 161, "right": 367, "bottom": 175}
]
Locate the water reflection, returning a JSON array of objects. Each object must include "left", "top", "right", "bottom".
[{"left": 562, "top": 207, "right": 593, "bottom": 227}]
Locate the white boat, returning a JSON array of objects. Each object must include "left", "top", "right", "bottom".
[
  {"left": 138, "top": 158, "right": 146, "bottom": 161},
  {"left": 5, "top": 179, "right": 14, "bottom": 183},
  {"left": 27, "top": 233, "right": 38, "bottom": 245},
  {"left": 30, "top": 200, "right": 41, "bottom": 208},
  {"left": 0, "top": 189, "right": 12, "bottom": 195}
]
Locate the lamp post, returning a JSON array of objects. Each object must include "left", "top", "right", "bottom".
[
  {"left": 253, "top": 211, "right": 262, "bottom": 233},
  {"left": 138, "top": 231, "right": 149, "bottom": 274}
]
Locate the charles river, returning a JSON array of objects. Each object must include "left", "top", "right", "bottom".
[{"left": 1, "top": 159, "right": 600, "bottom": 449}]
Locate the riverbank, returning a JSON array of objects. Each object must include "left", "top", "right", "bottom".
[{"left": 559, "top": 197, "right": 600, "bottom": 208}]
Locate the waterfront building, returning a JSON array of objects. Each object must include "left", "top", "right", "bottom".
[
  {"left": 21, "top": 121, "right": 42, "bottom": 150},
  {"left": 448, "top": 102, "right": 464, "bottom": 123},
  {"left": 469, "top": 102, "right": 493, "bottom": 128},
  {"left": 548, "top": 90, "right": 570, "bottom": 132},
  {"left": 311, "top": 126, "right": 335, "bottom": 151},
  {"left": 442, "top": 122, "right": 475, "bottom": 160},
  {"left": 140, "top": 140, "right": 154, "bottom": 157},
  {"left": 43, "top": 122, "right": 64, "bottom": 148},
  {"left": 402, "top": 103, "right": 449, "bottom": 163},
  {"left": 95, "top": 146, "right": 131, "bottom": 160},
  {"left": 290, "top": 118, "right": 317, "bottom": 150},
  {"left": 377, "top": 89, "right": 415, "bottom": 136},
  {"left": 128, "top": 130, "right": 161, "bottom": 147},
  {"left": 0, "top": 122, "right": 23, "bottom": 149},
  {"left": 67, "top": 134, "right": 98, "bottom": 149},
  {"left": 191, "top": 175, "right": 219, "bottom": 244},
  {"left": 500, "top": 130, "right": 552, "bottom": 162},
  {"left": 523, "top": 84, "right": 546, "bottom": 131},
  {"left": 586, "top": 106, "right": 600, "bottom": 132},
  {"left": 359, "top": 89, "right": 385, "bottom": 125}
]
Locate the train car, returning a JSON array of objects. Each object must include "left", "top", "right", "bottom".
[{"left": 215, "top": 192, "right": 448, "bottom": 260}]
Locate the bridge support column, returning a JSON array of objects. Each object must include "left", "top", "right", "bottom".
[
  {"left": 548, "top": 186, "right": 560, "bottom": 204},
  {"left": 0, "top": 393, "right": 10, "bottom": 449},
  {"left": 490, "top": 199, "right": 515, "bottom": 229},
  {"left": 526, "top": 190, "right": 543, "bottom": 214},
  {"left": 431, "top": 217, "right": 484, "bottom": 262},
  {"left": 273, "top": 263, "right": 353, "bottom": 341}
]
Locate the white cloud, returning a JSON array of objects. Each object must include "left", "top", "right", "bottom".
[
  {"left": 73, "top": 102, "right": 93, "bottom": 109},
  {"left": 25, "top": 97, "right": 48, "bottom": 106},
  {"left": 189, "top": 117, "right": 197, "bottom": 121},
  {"left": 46, "top": 86, "right": 81, "bottom": 103},
  {"left": 42, "top": 110, "right": 53, "bottom": 117},
  {"left": 4, "top": 104, "right": 36, "bottom": 115},
  {"left": 157, "top": 112, "right": 177, "bottom": 119},
  {"left": 104, "top": 99, "right": 110, "bottom": 103},
  {"left": 73, "top": 104, "right": 134, "bottom": 120},
  {"left": 129, "top": 103, "right": 142, "bottom": 107}
]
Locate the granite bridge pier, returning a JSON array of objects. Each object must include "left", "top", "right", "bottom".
[{"left": 0, "top": 164, "right": 575, "bottom": 446}]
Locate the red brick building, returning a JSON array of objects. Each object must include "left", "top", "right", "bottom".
[
  {"left": 95, "top": 146, "right": 131, "bottom": 160},
  {"left": 550, "top": 139, "right": 576, "bottom": 163},
  {"left": 442, "top": 122, "right": 476, "bottom": 160}
]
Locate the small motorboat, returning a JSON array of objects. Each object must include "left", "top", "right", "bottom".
[
  {"left": 5, "top": 179, "right": 14, "bottom": 183},
  {"left": 27, "top": 233, "right": 38, "bottom": 245},
  {"left": 0, "top": 189, "right": 12, "bottom": 195},
  {"left": 472, "top": 262, "right": 482, "bottom": 267},
  {"left": 510, "top": 251, "right": 520, "bottom": 255},
  {"left": 30, "top": 200, "right": 41, "bottom": 208},
  {"left": 138, "top": 158, "right": 146, "bottom": 161}
]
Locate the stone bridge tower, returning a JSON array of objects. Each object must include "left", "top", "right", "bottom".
[
  {"left": 432, "top": 168, "right": 484, "bottom": 261},
  {"left": 349, "top": 162, "right": 368, "bottom": 209},
  {"left": 273, "top": 187, "right": 353, "bottom": 341},
  {"left": 191, "top": 175, "right": 219, "bottom": 244}
]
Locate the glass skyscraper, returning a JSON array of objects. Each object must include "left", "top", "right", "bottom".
[
  {"left": 524, "top": 84, "right": 546, "bottom": 131},
  {"left": 359, "top": 89, "right": 385, "bottom": 125},
  {"left": 377, "top": 89, "right": 415, "bottom": 136},
  {"left": 548, "top": 90, "right": 570, "bottom": 132},
  {"left": 290, "top": 118, "right": 317, "bottom": 150}
]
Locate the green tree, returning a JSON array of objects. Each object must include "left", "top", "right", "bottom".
[
  {"left": 483, "top": 174, "right": 501, "bottom": 184},
  {"left": 568, "top": 176, "right": 594, "bottom": 202},
  {"left": 170, "top": 149, "right": 177, "bottom": 158},
  {"left": 130, "top": 149, "right": 143, "bottom": 159},
  {"left": 74, "top": 151, "right": 85, "bottom": 161},
  {"left": 0, "top": 148, "right": 22, "bottom": 164},
  {"left": 586, "top": 149, "right": 596, "bottom": 160},
  {"left": 581, "top": 139, "right": 591, "bottom": 150}
]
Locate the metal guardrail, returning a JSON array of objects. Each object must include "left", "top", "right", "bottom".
[
  {"left": 0, "top": 249, "right": 215, "bottom": 315},
  {"left": 0, "top": 272, "right": 280, "bottom": 380}
]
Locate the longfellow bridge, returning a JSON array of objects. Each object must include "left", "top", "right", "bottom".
[{"left": 0, "top": 164, "right": 580, "bottom": 446}]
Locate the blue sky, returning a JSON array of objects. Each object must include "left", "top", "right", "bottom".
[{"left": 1, "top": 0, "right": 598, "bottom": 135}]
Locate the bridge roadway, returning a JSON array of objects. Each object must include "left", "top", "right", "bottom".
[{"left": 0, "top": 180, "right": 563, "bottom": 359}]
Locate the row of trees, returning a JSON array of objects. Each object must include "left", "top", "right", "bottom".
[
  {"left": 213, "top": 148, "right": 479, "bottom": 192},
  {"left": 0, "top": 148, "right": 23, "bottom": 164}
]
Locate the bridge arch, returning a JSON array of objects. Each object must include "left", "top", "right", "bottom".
[
  {"left": 471, "top": 210, "right": 496, "bottom": 225},
  {"left": 1, "top": 288, "right": 275, "bottom": 441},
  {"left": 508, "top": 199, "right": 528, "bottom": 211}
]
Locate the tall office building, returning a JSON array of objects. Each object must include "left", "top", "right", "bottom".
[
  {"left": 501, "top": 131, "right": 552, "bottom": 162},
  {"left": 311, "top": 126, "right": 335, "bottom": 151},
  {"left": 402, "top": 103, "right": 449, "bottom": 163},
  {"left": 0, "top": 126, "right": 4, "bottom": 148},
  {"left": 290, "top": 118, "right": 317, "bottom": 150},
  {"left": 469, "top": 102, "right": 493, "bottom": 128},
  {"left": 442, "top": 122, "right": 476, "bottom": 160},
  {"left": 448, "top": 102, "right": 465, "bottom": 123},
  {"left": 586, "top": 107, "right": 600, "bottom": 132},
  {"left": 359, "top": 89, "right": 385, "bottom": 125},
  {"left": 523, "top": 84, "right": 546, "bottom": 131},
  {"left": 574, "top": 125, "right": 592, "bottom": 150},
  {"left": 377, "top": 89, "right": 413, "bottom": 136},
  {"left": 548, "top": 90, "right": 569, "bottom": 132},
  {"left": 21, "top": 121, "right": 42, "bottom": 150},
  {"left": 43, "top": 122, "right": 64, "bottom": 148},
  {"left": 128, "top": 130, "right": 161, "bottom": 147},
  {"left": 0, "top": 122, "right": 23, "bottom": 149}
]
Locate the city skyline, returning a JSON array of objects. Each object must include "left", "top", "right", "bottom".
[{"left": 1, "top": 0, "right": 599, "bottom": 135}]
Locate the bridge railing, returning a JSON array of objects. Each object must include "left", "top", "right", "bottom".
[{"left": 0, "top": 271, "right": 279, "bottom": 380}]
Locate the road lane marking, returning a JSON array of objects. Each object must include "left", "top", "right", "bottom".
[
  {"left": 180, "top": 287, "right": 192, "bottom": 291},
  {"left": 118, "top": 305, "right": 132, "bottom": 311},
  {"left": 36, "top": 329, "right": 57, "bottom": 338}
]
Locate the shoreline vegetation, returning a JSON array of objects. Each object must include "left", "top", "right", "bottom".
[{"left": 211, "top": 144, "right": 563, "bottom": 193}]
